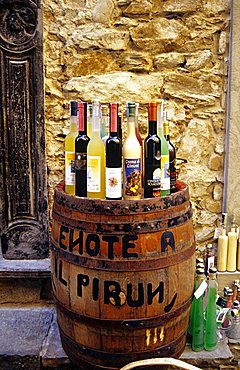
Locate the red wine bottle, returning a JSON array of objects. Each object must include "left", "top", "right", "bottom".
[
  {"left": 75, "top": 102, "right": 90, "bottom": 197},
  {"left": 144, "top": 103, "right": 161, "bottom": 198},
  {"left": 105, "top": 103, "right": 122, "bottom": 200}
]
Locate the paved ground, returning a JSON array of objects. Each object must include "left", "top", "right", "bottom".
[{"left": 0, "top": 306, "right": 239, "bottom": 370}]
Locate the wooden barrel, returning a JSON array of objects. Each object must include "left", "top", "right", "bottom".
[{"left": 50, "top": 181, "right": 195, "bottom": 370}]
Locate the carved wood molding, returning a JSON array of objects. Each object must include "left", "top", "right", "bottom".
[{"left": 0, "top": 0, "right": 49, "bottom": 259}]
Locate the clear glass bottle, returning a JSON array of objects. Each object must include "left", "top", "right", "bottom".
[
  {"left": 65, "top": 100, "right": 78, "bottom": 195},
  {"left": 156, "top": 99, "right": 170, "bottom": 196},
  {"left": 205, "top": 267, "right": 218, "bottom": 351},
  {"left": 123, "top": 102, "right": 142, "bottom": 200},
  {"left": 87, "top": 103, "right": 93, "bottom": 139},
  {"left": 100, "top": 104, "right": 109, "bottom": 145},
  {"left": 163, "top": 115, "right": 176, "bottom": 193},
  {"left": 87, "top": 99, "right": 105, "bottom": 199}
]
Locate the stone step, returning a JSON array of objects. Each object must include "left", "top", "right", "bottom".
[{"left": 0, "top": 306, "right": 238, "bottom": 370}]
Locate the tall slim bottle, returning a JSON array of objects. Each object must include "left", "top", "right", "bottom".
[
  {"left": 105, "top": 103, "right": 122, "bottom": 200},
  {"left": 123, "top": 102, "right": 142, "bottom": 200},
  {"left": 205, "top": 267, "right": 218, "bottom": 351},
  {"left": 135, "top": 103, "right": 143, "bottom": 147},
  {"left": 65, "top": 100, "right": 78, "bottom": 195},
  {"left": 100, "top": 104, "right": 109, "bottom": 145},
  {"left": 157, "top": 100, "right": 170, "bottom": 196},
  {"left": 87, "top": 99, "right": 105, "bottom": 199},
  {"left": 192, "top": 268, "right": 205, "bottom": 352},
  {"left": 135, "top": 103, "right": 143, "bottom": 183},
  {"left": 144, "top": 103, "right": 161, "bottom": 198},
  {"left": 163, "top": 115, "right": 176, "bottom": 193},
  {"left": 75, "top": 102, "right": 90, "bottom": 197},
  {"left": 87, "top": 103, "right": 93, "bottom": 139}
]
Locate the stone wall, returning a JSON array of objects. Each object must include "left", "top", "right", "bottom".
[{"left": 43, "top": 0, "right": 230, "bottom": 249}]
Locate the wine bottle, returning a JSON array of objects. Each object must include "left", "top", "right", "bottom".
[
  {"left": 226, "top": 288, "right": 234, "bottom": 308},
  {"left": 75, "top": 102, "right": 90, "bottom": 197},
  {"left": 205, "top": 243, "right": 215, "bottom": 275},
  {"left": 117, "top": 114, "right": 122, "bottom": 141},
  {"left": 123, "top": 102, "right": 142, "bottom": 200},
  {"left": 100, "top": 104, "right": 109, "bottom": 145},
  {"left": 87, "top": 99, "right": 105, "bottom": 199},
  {"left": 144, "top": 102, "right": 161, "bottom": 198},
  {"left": 65, "top": 100, "right": 78, "bottom": 195},
  {"left": 157, "top": 99, "right": 170, "bottom": 196},
  {"left": 192, "top": 268, "right": 205, "bottom": 352},
  {"left": 105, "top": 103, "right": 122, "bottom": 200},
  {"left": 205, "top": 267, "right": 217, "bottom": 351},
  {"left": 163, "top": 114, "right": 176, "bottom": 193}
]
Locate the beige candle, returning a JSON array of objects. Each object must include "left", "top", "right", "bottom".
[
  {"left": 237, "top": 239, "right": 240, "bottom": 271},
  {"left": 227, "top": 227, "right": 237, "bottom": 272},
  {"left": 217, "top": 229, "right": 228, "bottom": 272}
]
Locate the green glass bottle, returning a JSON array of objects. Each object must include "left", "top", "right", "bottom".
[
  {"left": 192, "top": 268, "right": 205, "bottom": 352},
  {"left": 188, "top": 263, "right": 205, "bottom": 340},
  {"left": 205, "top": 267, "right": 218, "bottom": 351}
]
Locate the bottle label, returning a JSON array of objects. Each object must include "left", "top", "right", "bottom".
[
  {"left": 106, "top": 167, "right": 122, "bottom": 199},
  {"left": 65, "top": 151, "right": 75, "bottom": 185},
  {"left": 161, "top": 154, "right": 170, "bottom": 191},
  {"left": 147, "top": 168, "right": 161, "bottom": 197},
  {"left": 194, "top": 280, "right": 208, "bottom": 300},
  {"left": 75, "top": 153, "right": 87, "bottom": 171},
  {"left": 87, "top": 156, "right": 101, "bottom": 192},
  {"left": 124, "top": 158, "right": 142, "bottom": 197}
]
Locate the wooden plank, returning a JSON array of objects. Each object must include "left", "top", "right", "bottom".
[{"left": 0, "top": 0, "right": 49, "bottom": 258}]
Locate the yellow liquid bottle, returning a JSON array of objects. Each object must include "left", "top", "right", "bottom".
[
  {"left": 65, "top": 101, "right": 78, "bottom": 195},
  {"left": 87, "top": 99, "right": 105, "bottom": 199},
  {"left": 123, "top": 102, "right": 142, "bottom": 200}
]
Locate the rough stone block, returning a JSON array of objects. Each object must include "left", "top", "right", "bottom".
[{"left": 0, "top": 307, "right": 54, "bottom": 356}]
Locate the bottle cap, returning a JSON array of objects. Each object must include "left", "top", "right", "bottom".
[
  {"left": 196, "top": 257, "right": 204, "bottom": 264},
  {"left": 196, "top": 263, "right": 205, "bottom": 269},
  {"left": 223, "top": 286, "right": 230, "bottom": 296},
  {"left": 227, "top": 288, "right": 233, "bottom": 295},
  {"left": 232, "top": 300, "right": 240, "bottom": 308},
  {"left": 93, "top": 98, "right": 101, "bottom": 118},
  {"left": 196, "top": 268, "right": 205, "bottom": 275},
  {"left": 148, "top": 102, "right": 157, "bottom": 121},
  {"left": 206, "top": 243, "right": 213, "bottom": 250},
  {"left": 209, "top": 267, "right": 217, "bottom": 274},
  {"left": 87, "top": 103, "right": 92, "bottom": 117},
  {"left": 70, "top": 100, "right": 78, "bottom": 116},
  {"left": 101, "top": 105, "right": 109, "bottom": 116},
  {"left": 126, "top": 102, "right": 136, "bottom": 117}
]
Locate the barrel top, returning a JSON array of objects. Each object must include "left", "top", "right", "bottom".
[{"left": 53, "top": 181, "right": 190, "bottom": 215}]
